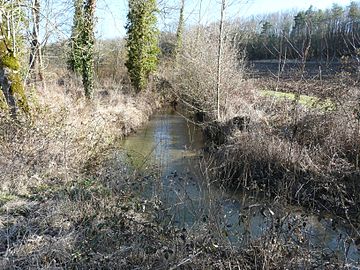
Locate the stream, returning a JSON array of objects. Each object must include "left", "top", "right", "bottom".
[{"left": 120, "top": 109, "right": 359, "bottom": 265}]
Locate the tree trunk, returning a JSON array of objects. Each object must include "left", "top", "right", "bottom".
[
  {"left": 29, "top": 0, "right": 43, "bottom": 83},
  {"left": 216, "top": 0, "right": 225, "bottom": 121},
  {"left": 0, "top": 66, "right": 17, "bottom": 117},
  {"left": 82, "top": 0, "right": 96, "bottom": 99},
  {"left": 0, "top": 6, "right": 29, "bottom": 116},
  {"left": 174, "top": 0, "right": 185, "bottom": 60}
]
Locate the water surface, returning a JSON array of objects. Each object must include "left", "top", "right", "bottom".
[{"left": 120, "top": 109, "right": 359, "bottom": 265}]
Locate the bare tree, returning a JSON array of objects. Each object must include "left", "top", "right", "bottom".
[
  {"left": 29, "top": 0, "right": 44, "bottom": 85},
  {"left": 174, "top": 0, "right": 185, "bottom": 60}
]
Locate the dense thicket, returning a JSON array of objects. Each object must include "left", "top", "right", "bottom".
[{"left": 236, "top": 2, "right": 360, "bottom": 63}]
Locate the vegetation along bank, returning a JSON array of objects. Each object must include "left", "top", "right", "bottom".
[{"left": 1, "top": 0, "right": 360, "bottom": 269}]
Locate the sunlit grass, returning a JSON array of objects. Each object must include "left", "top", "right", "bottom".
[
  {"left": 0, "top": 193, "right": 17, "bottom": 207},
  {"left": 261, "top": 90, "right": 336, "bottom": 111}
]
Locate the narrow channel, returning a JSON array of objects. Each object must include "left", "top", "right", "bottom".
[{"left": 120, "top": 109, "right": 359, "bottom": 263}]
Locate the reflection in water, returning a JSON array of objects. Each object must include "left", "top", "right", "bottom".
[
  {"left": 122, "top": 110, "right": 205, "bottom": 225},
  {"left": 120, "top": 110, "right": 359, "bottom": 264}
]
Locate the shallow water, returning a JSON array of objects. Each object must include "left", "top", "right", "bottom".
[{"left": 121, "top": 109, "right": 360, "bottom": 265}]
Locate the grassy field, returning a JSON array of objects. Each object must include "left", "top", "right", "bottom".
[{"left": 261, "top": 90, "right": 336, "bottom": 111}]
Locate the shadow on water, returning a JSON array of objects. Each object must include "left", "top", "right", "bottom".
[{"left": 120, "top": 109, "right": 359, "bottom": 264}]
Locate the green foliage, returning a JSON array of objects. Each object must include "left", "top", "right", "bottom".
[
  {"left": 0, "top": 193, "right": 17, "bottom": 207},
  {"left": 1, "top": 54, "right": 21, "bottom": 70},
  {"left": 349, "top": 1, "right": 360, "bottom": 19},
  {"left": 68, "top": 0, "right": 96, "bottom": 98},
  {"left": 0, "top": 2, "right": 29, "bottom": 114},
  {"left": 81, "top": 0, "right": 96, "bottom": 98},
  {"left": 68, "top": 0, "right": 84, "bottom": 74},
  {"left": 262, "top": 90, "right": 336, "bottom": 111},
  {"left": 125, "top": 0, "right": 160, "bottom": 92},
  {"left": 9, "top": 72, "right": 29, "bottom": 112},
  {"left": 174, "top": 0, "right": 185, "bottom": 60}
]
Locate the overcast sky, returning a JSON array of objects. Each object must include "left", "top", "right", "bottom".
[{"left": 95, "top": 0, "right": 353, "bottom": 39}]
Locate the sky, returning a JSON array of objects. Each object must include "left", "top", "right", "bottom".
[{"left": 95, "top": 0, "right": 353, "bottom": 39}]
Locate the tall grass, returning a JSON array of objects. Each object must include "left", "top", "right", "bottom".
[
  {"left": 0, "top": 78, "right": 165, "bottom": 268},
  {"left": 209, "top": 73, "right": 360, "bottom": 227},
  {"left": 162, "top": 26, "right": 360, "bottom": 226}
]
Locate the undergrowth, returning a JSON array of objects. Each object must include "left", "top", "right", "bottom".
[{"left": 164, "top": 27, "right": 360, "bottom": 240}]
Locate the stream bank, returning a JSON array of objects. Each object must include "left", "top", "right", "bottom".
[
  {"left": 1, "top": 84, "right": 359, "bottom": 269},
  {"left": 119, "top": 109, "right": 360, "bottom": 267},
  {"left": 199, "top": 106, "right": 360, "bottom": 229},
  {"left": 0, "top": 85, "right": 166, "bottom": 269}
]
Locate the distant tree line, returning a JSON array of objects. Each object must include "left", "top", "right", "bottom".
[{"left": 234, "top": 2, "right": 360, "bottom": 63}]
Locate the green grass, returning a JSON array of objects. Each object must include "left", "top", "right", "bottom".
[
  {"left": 0, "top": 193, "right": 17, "bottom": 207},
  {"left": 261, "top": 90, "right": 336, "bottom": 111}
]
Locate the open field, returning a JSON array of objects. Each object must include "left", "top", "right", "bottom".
[
  {"left": 261, "top": 90, "right": 336, "bottom": 110},
  {"left": 248, "top": 60, "right": 343, "bottom": 79}
]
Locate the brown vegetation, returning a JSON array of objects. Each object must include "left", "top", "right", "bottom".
[
  {"left": 207, "top": 73, "right": 360, "bottom": 224},
  {"left": 1, "top": 1, "right": 360, "bottom": 268},
  {"left": 161, "top": 23, "right": 360, "bottom": 237},
  {"left": 0, "top": 77, "right": 163, "bottom": 267},
  {"left": 0, "top": 79, "right": 336, "bottom": 269}
]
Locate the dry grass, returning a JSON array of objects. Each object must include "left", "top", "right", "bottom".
[
  {"left": 0, "top": 78, "right": 166, "bottom": 268},
  {"left": 1, "top": 32, "right": 359, "bottom": 268},
  {"left": 0, "top": 76, "right": 346, "bottom": 269},
  {"left": 0, "top": 80, "right": 160, "bottom": 192},
  {"left": 156, "top": 25, "right": 360, "bottom": 267},
  {"left": 208, "top": 73, "right": 360, "bottom": 227},
  {"left": 163, "top": 25, "right": 360, "bottom": 233}
]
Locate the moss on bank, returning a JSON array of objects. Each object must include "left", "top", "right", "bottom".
[
  {"left": 261, "top": 89, "right": 336, "bottom": 111},
  {"left": 0, "top": 41, "right": 30, "bottom": 114}
]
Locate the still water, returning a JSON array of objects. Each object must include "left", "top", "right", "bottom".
[{"left": 121, "top": 109, "right": 359, "bottom": 265}]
